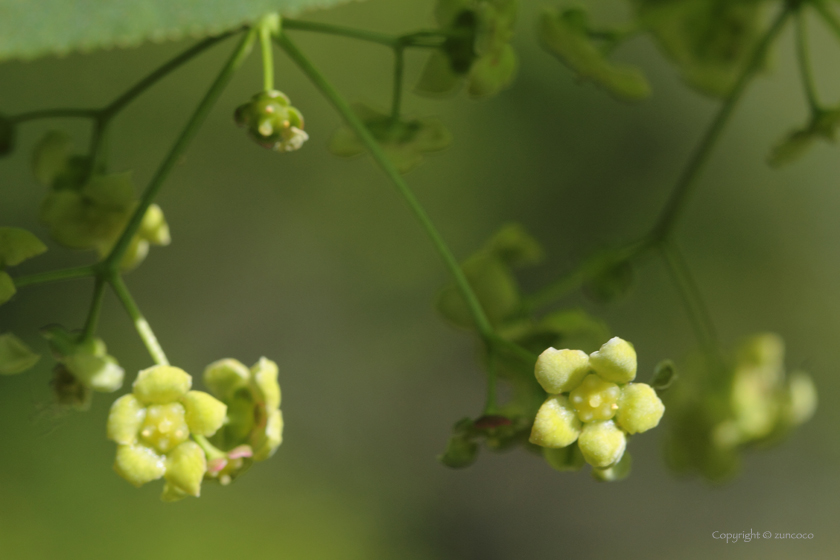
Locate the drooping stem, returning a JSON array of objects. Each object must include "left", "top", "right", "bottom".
[
  {"left": 814, "top": 0, "right": 840, "bottom": 41},
  {"left": 484, "top": 349, "right": 499, "bottom": 414},
  {"left": 12, "top": 265, "right": 96, "bottom": 288},
  {"left": 260, "top": 18, "right": 276, "bottom": 92},
  {"left": 658, "top": 241, "right": 717, "bottom": 354},
  {"left": 282, "top": 19, "right": 450, "bottom": 49},
  {"left": 796, "top": 8, "right": 821, "bottom": 112},
  {"left": 276, "top": 32, "right": 497, "bottom": 344},
  {"left": 109, "top": 274, "right": 169, "bottom": 366},
  {"left": 391, "top": 46, "right": 405, "bottom": 122},
  {"left": 9, "top": 108, "right": 98, "bottom": 124},
  {"left": 104, "top": 29, "right": 257, "bottom": 269},
  {"left": 80, "top": 276, "right": 107, "bottom": 341},
  {"left": 648, "top": 7, "right": 791, "bottom": 243}
]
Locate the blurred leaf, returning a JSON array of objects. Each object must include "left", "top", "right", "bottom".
[
  {"left": 650, "top": 359, "right": 677, "bottom": 393},
  {"left": 415, "top": 51, "right": 463, "bottom": 96},
  {"left": 633, "top": 0, "right": 765, "bottom": 97},
  {"left": 583, "top": 258, "right": 635, "bottom": 303},
  {"left": 0, "top": 227, "right": 47, "bottom": 268},
  {"left": 467, "top": 44, "right": 517, "bottom": 98},
  {"left": 0, "top": 333, "right": 41, "bottom": 375},
  {"left": 32, "top": 131, "right": 72, "bottom": 187},
  {"left": 0, "top": 0, "right": 362, "bottom": 61},
  {"left": 767, "top": 108, "right": 840, "bottom": 168},
  {"left": 592, "top": 451, "right": 632, "bottom": 481},
  {"left": 328, "top": 103, "right": 451, "bottom": 173},
  {"left": 436, "top": 253, "right": 519, "bottom": 329},
  {"left": 438, "top": 433, "right": 479, "bottom": 468},
  {"left": 539, "top": 7, "right": 651, "bottom": 101},
  {"left": 537, "top": 309, "right": 611, "bottom": 353},
  {"left": 0, "top": 271, "right": 15, "bottom": 306},
  {"left": 484, "top": 223, "right": 543, "bottom": 268}
]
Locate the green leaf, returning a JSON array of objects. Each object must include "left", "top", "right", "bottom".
[
  {"left": 632, "top": 0, "right": 765, "bottom": 97},
  {"left": 438, "top": 433, "right": 479, "bottom": 469},
  {"left": 583, "top": 258, "right": 635, "bottom": 303},
  {"left": 467, "top": 43, "right": 517, "bottom": 98},
  {"left": 539, "top": 8, "right": 651, "bottom": 101},
  {"left": 0, "top": 227, "right": 48, "bottom": 268},
  {"left": 536, "top": 309, "right": 611, "bottom": 354},
  {"left": 436, "top": 253, "right": 519, "bottom": 329},
  {"left": 0, "top": 333, "right": 41, "bottom": 375},
  {"left": 0, "top": 271, "right": 15, "bottom": 306},
  {"left": 484, "top": 223, "right": 543, "bottom": 268},
  {"left": 0, "top": 0, "right": 363, "bottom": 62},
  {"left": 32, "top": 131, "right": 72, "bottom": 187},
  {"left": 415, "top": 51, "right": 463, "bottom": 97},
  {"left": 767, "top": 108, "right": 840, "bottom": 168}
]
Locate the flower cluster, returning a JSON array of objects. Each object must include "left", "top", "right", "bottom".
[
  {"left": 42, "top": 325, "right": 124, "bottom": 409},
  {"left": 107, "top": 365, "right": 227, "bottom": 501},
  {"left": 529, "top": 337, "right": 664, "bottom": 480},
  {"left": 234, "top": 90, "right": 308, "bottom": 152},
  {"left": 33, "top": 131, "right": 170, "bottom": 271},
  {"left": 665, "top": 334, "right": 817, "bottom": 481},
  {"left": 200, "top": 357, "right": 283, "bottom": 484}
]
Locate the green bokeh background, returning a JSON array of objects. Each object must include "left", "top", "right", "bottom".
[{"left": 1, "top": 1, "right": 838, "bottom": 558}]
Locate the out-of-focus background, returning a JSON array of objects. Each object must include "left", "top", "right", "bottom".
[{"left": 1, "top": 0, "right": 838, "bottom": 558}]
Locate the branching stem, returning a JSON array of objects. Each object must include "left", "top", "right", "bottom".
[{"left": 108, "top": 274, "right": 169, "bottom": 366}]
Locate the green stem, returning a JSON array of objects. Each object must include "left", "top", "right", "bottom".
[
  {"left": 814, "top": 0, "right": 840, "bottom": 41},
  {"left": 192, "top": 434, "right": 226, "bottom": 460},
  {"left": 484, "top": 348, "right": 499, "bottom": 414},
  {"left": 9, "top": 108, "right": 97, "bottom": 124},
  {"left": 104, "top": 29, "right": 257, "bottom": 269},
  {"left": 260, "top": 19, "right": 276, "bottom": 91},
  {"left": 391, "top": 46, "right": 405, "bottom": 122},
  {"left": 649, "top": 6, "right": 790, "bottom": 243},
  {"left": 283, "top": 19, "right": 398, "bottom": 46},
  {"left": 796, "top": 9, "right": 821, "bottom": 112},
  {"left": 109, "top": 274, "right": 169, "bottom": 366},
  {"left": 658, "top": 241, "right": 717, "bottom": 353},
  {"left": 275, "top": 32, "right": 495, "bottom": 343},
  {"left": 12, "top": 265, "right": 96, "bottom": 288},
  {"left": 100, "top": 32, "right": 237, "bottom": 120},
  {"left": 80, "top": 277, "right": 107, "bottom": 341}
]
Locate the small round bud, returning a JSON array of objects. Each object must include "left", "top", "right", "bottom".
[
  {"left": 139, "top": 204, "right": 171, "bottom": 246},
  {"left": 114, "top": 444, "right": 166, "bottom": 487},
  {"left": 785, "top": 372, "right": 817, "bottom": 425},
  {"left": 616, "top": 383, "right": 665, "bottom": 434},
  {"left": 133, "top": 365, "right": 191, "bottom": 404},
  {"left": 577, "top": 420, "right": 626, "bottom": 468},
  {"left": 251, "top": 357, "right": 281, "bottom": 410},
  {"left": 107, "top": 394, "right": 146, "bottom": 445},
  {"left": 543, "top": 444, "right": 585, "bottom": 472},
  {"left": 439, "top": 434, "right": 479, "bottom": 469},
  {"left": 65, "top": 353, "right": 124, "bottom": 392},
  {"left": 534, "top": 348, "right": 590, "bottom": 394},
  {"left": 203, "top": 358, "right": 250, "bottom": 400},
  {"left": 589, "top": 337, "right": 637, "bottom": 383},
  {"left": 529, "top": 395, "right": 582, "bottom": 448},
  {"left": 569, "top": 373, "right": 621, "bottom": 422},
  {"left": 164, "top": 441, "right": 207, "bottom": 497},
  {"left": 182, "top": 390, "right": 227, "bottom": 436}
]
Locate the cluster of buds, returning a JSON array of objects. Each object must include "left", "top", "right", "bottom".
[
  {"left": 529, "top": 337, "right": 664, "bottom": 480},
  {"left": 42, "top": 325, "right": 124, "bottom": 409},
  {"left": 33, "top": 132, "right": 170, "bottom": 271},
  {"left": 234, "top": 90, "right": 308, "bottom": 152},
  {"left": 201, "top": 357, "right": 283, "bottom": 485}
]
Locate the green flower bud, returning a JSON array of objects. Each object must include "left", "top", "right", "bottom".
[
  {"left": 164, "top": 441, "right": 207, "bottom": 498},
  {"left": 592, "top": 452, "right": 632, "bottom": 482},
  {"left": 139, "top": 204, "right": 171, "bottom": 246},
  {"left": 234, "top": 90, "right": 308, "bottom": 152},
  {"left": 577, "top": 420, "right": 626, "bottom": 468},
  {"left": 251, "top": 357, "right": 281, "bottom": 411},
  {"left": 589, "top": 337, "right": 637, "bottom": 383},
  {"left": 534, "top": 348, "right": 590, "bottom": 394},
  {"left": 0, "top": 271, "right": 14, "bottom": 306},
  {"left": 570, "top": 373, "right": 621, "bottom": 422},
  {"left": 183, "top": 391, "right": 227, "bottom": 437},
  {"left": 439, "top": 433, "right": 479, "bottom": 469},
  {"left": 0, "top": 332, "right": 41, "bottom": 375},
  {"left": 616, "top": 383, "right": 664, "bottom": 434},
  {"left": 114, "top": 444, "right": 166, "bottom": 487},
  {"left": 529, "top": 395, "right": 582, "bottom": 448},
  {"left": 107, "top": 394, "right": 146, "bottom": 445},
  {"left": 251, "top": 408, "right": 283, "bottom": 461},
  {"left": 133, "top": 365, "right": 192, "bottom": 405},
  {"left": 203, "top": 358, "right": 250, "bottom": 401},
  {"left": 543, "top": 444, "right": 585, "bottom": 472},
  {"left": 0, "top": 227, "right": 48, "bottom": 268},
  {"left": 784, "top": 372, "right": 817, "bottom": 426},
  {"left": 64, "top": 353, "right": 124, "bottom": 392},
  {"left": 160, "top": 482, "right": 189, "bottom": 503}
]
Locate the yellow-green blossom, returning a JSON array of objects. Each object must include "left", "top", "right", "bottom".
[{"left": 106, "top": 365, "right": 227, "bottom": 501}]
